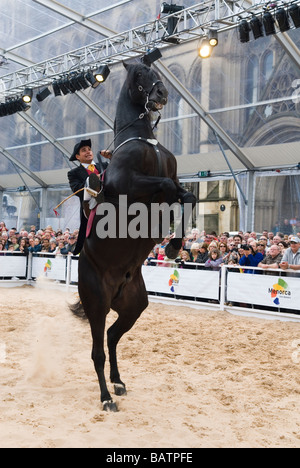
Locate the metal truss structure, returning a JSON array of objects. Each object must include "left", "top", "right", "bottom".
[
  {"left": 1, "top": 0, "right": 300, "bottom": 98},
  {"left": 1, "top": 0, "right": 300, "bottom": 229}
]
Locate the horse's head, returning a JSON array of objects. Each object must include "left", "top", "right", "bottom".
[{"left": 123, "top": 62, "right": 168, "bottom": 112}]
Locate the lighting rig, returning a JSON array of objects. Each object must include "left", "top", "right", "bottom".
[
  {"left": 0, "top": 65, "right": 111, "bottom": 118},
  {"left": 238, "top": 1, "right": 300, "bottom": 43}
]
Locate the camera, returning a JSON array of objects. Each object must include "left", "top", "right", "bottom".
[{"left": 241, "top": 244, "right": 250, "bottom": 250}]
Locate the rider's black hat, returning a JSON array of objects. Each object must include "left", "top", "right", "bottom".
[{"left": 70, "top": 139, "right": 92, "bottom": 161}]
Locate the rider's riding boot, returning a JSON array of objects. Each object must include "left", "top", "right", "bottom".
[
  {"left": 83, "top": 173, "right": 102, "bottom": 218},
  {"left": 83, "top": 200, "right": 91, "bottom": 219},
  {"left": 86, "top": 173, "right": 101, "bottom": 197}
]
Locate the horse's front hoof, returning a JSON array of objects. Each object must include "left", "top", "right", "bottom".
[
  {"left": 103, "top": 400, "right": 118, "bottom": 412},
  {"left": 165, "top": 242, "right": 180, "bottom": 260},
  {"left": 114, "top": 383, "right": 127, "bottom": 396}
]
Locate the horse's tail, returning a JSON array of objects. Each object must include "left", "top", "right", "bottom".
[{"left": 69, "top": 299, "right": 87, "bottom": 320}]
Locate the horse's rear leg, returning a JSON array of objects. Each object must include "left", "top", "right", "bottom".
[
  {"left": 90, "top": 314, "right": 118, "bottom": 412},
  {"left": 108, "top": 271, "right": 148, "bottom": 396},
  {"left": 78, "top": 256, "right": 117, "bottom": 412}
]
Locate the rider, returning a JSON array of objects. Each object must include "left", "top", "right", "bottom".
[{"left": 67, "top": 139, "right": 111, "bottom": 254}]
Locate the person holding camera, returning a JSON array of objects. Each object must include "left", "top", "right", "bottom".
[{"left": 239, "top": 243, "right": 264, "bottom": 274}]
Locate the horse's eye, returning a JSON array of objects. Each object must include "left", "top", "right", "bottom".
[{"left": 136, "top": 72, "right": 142, "bottom": 78}]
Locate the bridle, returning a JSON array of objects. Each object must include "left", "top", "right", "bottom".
[
  {"left": 135, "top": 79, "right": 164, "bottom": 117},
  {"left": 106, "top": 79, "right": 164, "bottom": 153},
  {"left": 136, "top": 79, "right": 163, "bottom": 98}
]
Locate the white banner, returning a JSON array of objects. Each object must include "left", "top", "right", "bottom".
[
  {"left": 142, "top": 265, "right": 220, "bottom": 300},
  {"left": 0, "top": 254, "right": 27, "bottom": 277},
  {"left": 227, "top": 272, "right": 300, "bottom": 310},
  {"left": 70, "top": 257, "right": 79, "bottom": 283},
  {"left": 31, "top": 255, "right": 67, "bottom": 281}
]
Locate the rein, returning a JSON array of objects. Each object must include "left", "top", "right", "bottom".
[{"left": 113, "top": 137, "right": 163, "bottom": 178}]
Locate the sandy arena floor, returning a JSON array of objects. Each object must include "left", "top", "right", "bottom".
[{"left": 0, "top": 285, "right": 299, "bottom": 448}]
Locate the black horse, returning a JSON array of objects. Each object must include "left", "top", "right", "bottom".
[{"left": 73, "top": 62, "right": 195, "bottom": 411}]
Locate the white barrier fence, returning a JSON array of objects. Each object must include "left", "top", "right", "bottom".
[{"left": 0, "top": 252, "right": 299, "bottom": 321}]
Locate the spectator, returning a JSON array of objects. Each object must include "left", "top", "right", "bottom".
[
  {"left": 190, "top": 228, "right": 200, "bottom": 242},
  {"left": 194, "top": 242, "right": 209, "bottom": 264},
  {"left": 190, "top": 242, "right": 200, "bottom": 262},
  {"left": 18, "top": 238, "right": 29, "bottom": 255},
  {"left": 49, "top": 240, "right": 57, "bottom": 253},
  {"left": 205, "top": 249, "right": 223, "bottom": 271},
  {"left": 219, "top": 242, "right": 228, "bottom": 258},
  {"left": 267, "top": 232, "right": 274, "bottom": 245},
  {"left": 256, "top": 241, "right": 267, "bottom": 258},
  {"left": 178, "top": 250, "right": 191, "bottom": 262},
  {"left": 65, "top": 236, "right": 77, "bottom": 255},
  {"left": 219, "top": 234, "right": 228, "bottom": 245},
  {"left": 233, "top": 235, "right": 243, "bottom": 248},
  {"left": 9, "top": 236, "right": 19, "bottom": 251},
  {"left": 157, "top": 247, "right": 166, "bottom": 265},
  {"left": 272, "top": 235, "right": 283, "bottom": 245},
  {"left": 278, "top": 240, "right": 288, "bottom": 254},
  {"left": 258, "top": 245, "right": 283, "bottom": 272},
  {"left": 208, "top": 240, "right": 219, "bottom": 252},
  {"left": 279, "top": 237, "right": 300, "bottom": 272},
  {"left": 55, "top": 241, "right": 68, "bottom": 255},
  {"left": 144, "top": 251, "right": 157, "bottom": 266},
  {"left": 243, "top": 232, "right": 251, "bottom": 243},
  {"left": 222, "top": 240, "right": 239, "bottom": 265},
  {"left": 1, "top": 231, "right": 9, "bottom": 249},
  {"left": 175, "top": 250, "right": 191, "bottom": 268},
  {"left": 41, "top": 239, "right": 50, "bottom": 252},
  {"left": 282, "top": 218, "right": 293, "bottom": 235},
  {"left": 239, "top": 244, "right": 264, "bottom": 273},
  {"left": 28, "top": 237, "right": 42, "bottom": 253},
  {"left": 0, "top": 221, "right": 7, "bottom": 233},
  {"left": 226, "top": 251, "right": 240, "bottom": 266}
]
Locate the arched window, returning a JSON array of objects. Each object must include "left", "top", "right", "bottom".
[
  {"left": 160, "top": 65, "right": 184, "bottom": 155},
  {"left": 189, "top": 63, "right": 202, "bottom": 154},
  {"left": 246, "top": 56, "right": 259, "bottom": 119},
  {"left": 262, "top": 51, "right": 274, "bottom": 83}
]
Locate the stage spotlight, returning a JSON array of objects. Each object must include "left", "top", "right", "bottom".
[
  {"left": 250, "top": 15, "right": 264, "bottom": 39},
  {"left": 22, "top": 88, "right": 33, "bottom": 103},
  {"left": 18, "top": 99, "right": 31, "bottom": 112},
  {"left": 142, "top": 48, "right": 162, "bottom": 66},
  {"left": 198, "top": 39, "right": 212, "bottom": 58},
  {"left": 161, "top": 2, "right": 184, "bottom": 13},
  {"left": 36, "top": 87, "right": 51, "bottom": 102},
  {"left": 85, "top": 70, "right": 100, "bottom": 88},
  {"left": 208, "top": 29, "right": 218, "bottom": 47},
  {"left": 6, "top": 99, "right": 17, "bottom": 115},
  {"left": 94, "top": 65, "right": 110, "bottom": 83},
  {"left": 166, "top": 16, "right": 180, "bottom": 35},
  {"left": 275, "top": 8, "right": 290, "bottom": 32},
  {"left": 76, "top": 72, "right": 90, "bottom": 90},
  {"left": 263, "top": 11, "right": 276, "bottom": 35},
  {"left": 289, "top": 4, "right": 300, "bottom": 28},
  {"left": 52, "top": 80, "right": 62, "bottom": 96},
  {"left": 239, "top": 19, "right": 251, "bottom": 43},
  {"left": 67, "top": 74, "right": 81, "bottom": 92},
  {"left": 0, "top": 102, "right": 7, "bottom": 117},
  {"left": 59, "top": 77, "right": 71, "bottom": 95}
]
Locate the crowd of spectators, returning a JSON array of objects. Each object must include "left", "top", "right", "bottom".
[
  {"left": 1, "top": 220, "right": 300, "bottom": 274},
  {"left": 145, "top": 228, "right": 300, "bottom": 273},
  {"left": 0, "top": 221, "right": 78, "bottom": 256}
]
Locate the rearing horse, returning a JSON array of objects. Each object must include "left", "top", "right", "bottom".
[{"left": 73, "top": 62, "right": 195, "bottom": 411}]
